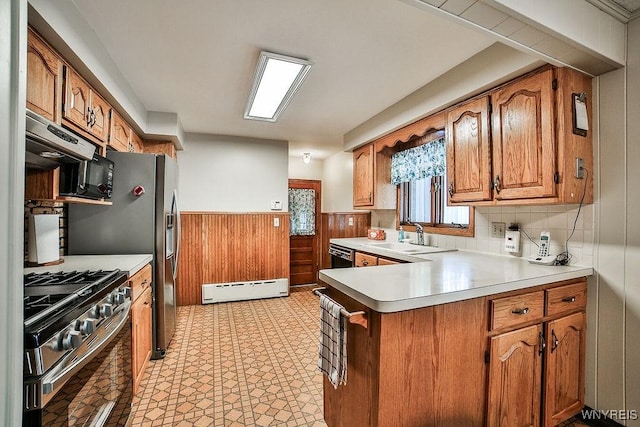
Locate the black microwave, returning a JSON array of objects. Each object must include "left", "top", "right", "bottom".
[{"left": 59, "top": 153, "right": 114, "bottom": 200}]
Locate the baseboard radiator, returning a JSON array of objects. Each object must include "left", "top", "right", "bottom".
[{"left": 202, "top": 278, "right": 289, "bottom": 304}]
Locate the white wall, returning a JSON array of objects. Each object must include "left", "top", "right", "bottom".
[
  {"left": 178, "top": 133, "right": 289, "bottom": 212},
  {"left": 288, "top": 156, "right": 324, "bottom": 181},
  {"left": 588, "top": 18, "right": 640, "bottom": 426},
  {"left": 321, "top": 151, "right": 355, "bottom": 213},
  {"left": 1, "top": 0, "right": 26, "bottom": 424}
]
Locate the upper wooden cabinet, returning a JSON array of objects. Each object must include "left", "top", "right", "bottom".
[
  {"left": 130, "top": 132, "right": 145, "bottom": 153},
  {"left": 353, "top": 144, "right": 395, "bottom": 209},
  {"left": 491, "top": 69, "right": 556, "bottom": 201},
  {"left": 353, "top": 144, "right": 374, "bottom": 207},
  {"left": 446, "top": 96, "right": 492, "bottom": 203},
  {"left": 108, "top": 109, "right": 131, "bottom": 152},
  {"left": 63, "top": 67, "right": 110, "bottom": 144},
  {"left": 26, "top": 29, "right": 63, "bottom": 123},
  {"left": 447, "top": 66, "right": 593, "bottom": 206},
  {"left": 144, "top": 140, "right": 177, "bottom": 159}
]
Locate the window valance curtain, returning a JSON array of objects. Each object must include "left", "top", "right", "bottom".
[{"left": 390, "top": 137, "right": 446, "bottom": 185}]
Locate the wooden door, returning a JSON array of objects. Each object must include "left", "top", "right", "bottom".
[
  {"left": 289, "top": 179, "right": 321, "bottom": 286},
  {"left": 109, "top": 110, "right": 131, "bottom": 152},
  {"left": 89, "top": 91, "right": 110, "bottom": 142},
  {"left": 446, "top": 96, "right": 492, "bottom": 203},
  {"left": 26, "top": 29, "right": 62, "bottom": 123},
  {"left": 543, "top": 312, "right": 585, "bottom": 427},
  {"left": 487, "top": 324, "right": 543, "bottom": 427},
  {"left": 131, "top": 286, "right": 152, "bottom": 394},
  {"left": 491, "top": 69, "right": 556, "bottom": 200},
  {"left": 63, "top": 67, "right": 90, "bottom": 131},
  {"left": 353, "top": 144, "right": 374, "bottom": 207}
]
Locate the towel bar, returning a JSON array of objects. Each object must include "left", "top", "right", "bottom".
[{"left": 312, "top": 287, "right": 368, "bottom": 329}]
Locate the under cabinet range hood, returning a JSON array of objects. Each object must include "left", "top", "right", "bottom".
[{"left": 25, "top": 109, "right": 95, "bottom": 169}]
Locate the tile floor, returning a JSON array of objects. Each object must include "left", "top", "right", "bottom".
[
  {"left": 131, "top": 286, "right": 595, "bottom": 427},
  {"left": 131, "top": 286, "right": 325, "bottom": 426}
]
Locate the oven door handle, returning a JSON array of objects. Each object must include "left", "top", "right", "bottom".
[{"left": 41, "top": 300, "right": 131, "bottom": 398}]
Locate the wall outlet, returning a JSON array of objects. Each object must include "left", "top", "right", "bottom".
[
  {"left": 273, "top": 217, "right": 279, "bottom": 227},
  {"left": 348, "top": 217, "right": 354, "bottom": 226},
  {"left": 491, "top": 222, "right": 506, "bottom": 238}
]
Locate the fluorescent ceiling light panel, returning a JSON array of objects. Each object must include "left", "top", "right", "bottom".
[{"left": 244, "top": 51, "right": 313, "bottom": 122}]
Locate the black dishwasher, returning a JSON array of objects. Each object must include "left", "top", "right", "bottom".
[{"left": 329, "top": 244, "right": 354, "bottom": 268}]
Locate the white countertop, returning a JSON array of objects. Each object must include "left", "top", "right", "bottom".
[
  {"left": 330, "top": 237, "right": 455, "bottom": 263},
  {"left": 24, "top": 254, "right": 153, "bottom": 277},
  {"left": 321, "top": 243, "right": 593, "bottom": 313}
]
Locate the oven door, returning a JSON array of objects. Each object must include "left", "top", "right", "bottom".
[{"left": 23, "top": 304, "right": 132, "bottom": 427}]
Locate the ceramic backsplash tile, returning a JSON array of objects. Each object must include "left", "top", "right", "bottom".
[{"left": 370, "top": 203, "right": 594, "bottom": 266}]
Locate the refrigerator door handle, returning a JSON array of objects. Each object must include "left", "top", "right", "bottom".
[{"left": 172, "top": 190, "right": 181, "bottom": 280}]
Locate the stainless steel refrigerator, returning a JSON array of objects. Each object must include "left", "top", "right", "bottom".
[{"left": 68, "top": 152, "right": 180, "bottom": 359}]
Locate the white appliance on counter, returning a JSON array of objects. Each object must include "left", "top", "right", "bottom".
[{"left": 67, "top": 152, "right": 180, "bottom": 360}]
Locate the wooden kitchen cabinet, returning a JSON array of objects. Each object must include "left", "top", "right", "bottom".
[
  {"left": 487, "top": 279, "right": 587, "bottom": 427},
  {"left": 376, "top": 257, "right": 400, "bottom": 266},
  {"left": 130, "top": 264, "right": 152, "bottom": 395},
  {"left": 144, "top": 140, "right": 177, "bottom": 159},
  {"left": 354, "top": 251, "right": 377, "bottom": 267},
  {"left": 353, "top": 144, "right": 395, "bottom": 209},
  {"left": 130, "top": 132, "right": 145, "bottom": 153},
  {"left": 447, "top": 66, "right": 593, "bottom": 206},
  {"left": 446, "top": 96, "right": 492, "bottom": 203},
  {"left": 108, "top": 109, "right": 131, "bottom": 152},
  {"left": 63, "top": 66, "right": 111, "bottom": 144},
  {"left": 26, "top": 28, "right": 63, "bottom": 123}
]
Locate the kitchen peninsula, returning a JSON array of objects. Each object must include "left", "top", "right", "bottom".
[{"left": 318, "top": 245, "right": 592, "bottom": 427}]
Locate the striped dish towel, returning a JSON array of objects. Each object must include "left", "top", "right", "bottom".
[{"left": 317, "top": 293, "right": 347, "bottom": 389}]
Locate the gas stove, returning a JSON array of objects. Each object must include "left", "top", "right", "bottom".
[{"left": 23, "top": 269, "right": 129, "bottom": 377}]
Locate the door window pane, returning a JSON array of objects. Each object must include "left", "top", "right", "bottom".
[{"left": 288, "top": 188, "right": 316, "bottom": 236}]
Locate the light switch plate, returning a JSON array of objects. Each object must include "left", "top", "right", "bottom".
[
  {"left": 348, "top": 217, "right": 354, "bottom": 226},
  {"left": 273, "top": 217, "right": 280, "bottom": 227}
]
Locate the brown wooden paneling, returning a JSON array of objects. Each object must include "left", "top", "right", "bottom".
[
  {"left": 320, "top": 212, "right": 371, "bottom": 269},
  {"left": 144, "top": 140, "right": 177, "bottom": 159},
  {"left": 176, "top": 212, "right": 290, "bottom": 306}
]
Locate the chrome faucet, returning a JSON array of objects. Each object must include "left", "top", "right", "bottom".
[{"left": 414, "top": 223, "right": 424, "bottom": 245}]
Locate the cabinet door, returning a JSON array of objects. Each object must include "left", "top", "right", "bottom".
[
  {"left": 132, "top": 286, "right": 152, "bottom": 394},
  {"left": 446, "top": 96, "right": 492, "bottom": 202},
  {"left": 108, "top": 110, "right": 131, "bottom": 152},
  {"left": 377, "top": 257, "right": 399, "bottom": 266},
  {"left": 130, "top": 132, "right": 144, "bottom": 153},
  {"left": 89, "top": 91, "right": 110, "bottom": 142},
  {"left": 26, "top": 29, "right": 62, "bottom": 123},
  {"left": 544, "top": 312, "right": 585, "bottom": 427},
  {"left": 353, "top": 144, "right": 374, "bottom": 207},
  {"left": 491, "top": 69, "right": 556, "bottom": 200},
  {"left": 63, "top": 67, "right": 90, "bottom": 130},
  {"left": 487, "top": 324, "right": 543, "bottom": 427}
]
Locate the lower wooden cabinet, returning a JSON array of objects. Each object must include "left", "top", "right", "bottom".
[
  {"left": 354, "top": 251, "right": 403, "bottom": 267},
  {"left": 130, "top": 264, "right": 152, "bottom": 395}
]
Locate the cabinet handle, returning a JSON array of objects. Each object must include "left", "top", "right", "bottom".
[
  {"left": 362, "top": 260, "right": 368, "bottom": 266},
  {"left": 493, "top": 175, "right": 501, "bottom": 193},
  {"left": 448, "top": 183, "right": 454, "bottom": 198},
  {"left": 539, "top": 331, "right": 546, "bottom": 356},
  {"left": 368, "top": 192, "right": 372, "bottom": 202},
  {"left": 561, "top": 296, "right": 576, "bottom": 303},
  {"left": 551, "top": 329, "right": 559, "bottom": 353},
  {"left": 511, "top": 307, "right": 529, "bottom": 315}
]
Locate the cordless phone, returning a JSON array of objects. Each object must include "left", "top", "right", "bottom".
[{"left": 528, "top": 231, "right": 556, "bottom": 265}]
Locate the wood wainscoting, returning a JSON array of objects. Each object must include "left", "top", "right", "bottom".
[
  {"left": 320, "top": 212, "right": 371, "bottom": 269},
  {"left": 176, "top": 212, "right": 290, "bottom": 306}
]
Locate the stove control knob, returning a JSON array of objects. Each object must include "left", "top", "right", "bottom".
[
  {"left": 123, "top": 287, "right": 132, "bottom": 298},
  {"left": 100, "top": 303, "right": 113, "bottom": 318},
  {"left": 114, "top": 292, "right": 125, "bottom": 305},
  {"left": 80, "top": 318, "right": 97, "bottom": 335},
  {"left": 88, "top": 305, "right": 100, "bottom": 319},
  {"left": 62, "top": 330, "right": 82, "bottom": 350}
]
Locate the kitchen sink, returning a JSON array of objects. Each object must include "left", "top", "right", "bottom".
[{"left": 363, "top": 242, "right": 455, "bottom": 255}]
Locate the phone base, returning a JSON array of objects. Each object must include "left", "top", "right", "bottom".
[{"left": 528, "top": 255, "right": 556, "bottom": 265}]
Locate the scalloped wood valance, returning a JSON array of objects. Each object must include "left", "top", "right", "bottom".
[{"left": 373, "top": 111, "right": 445, "bottom": 153}]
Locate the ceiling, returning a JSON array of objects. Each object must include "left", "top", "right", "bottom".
[
  {"left": 611, "top": 0, "right": 640, "bottom": 13},
  {"left": 69, "top": 0, "right": 495, "bottom": 159}
]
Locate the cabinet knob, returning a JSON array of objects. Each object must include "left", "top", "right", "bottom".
[
  {"left": 511, "top": 307, "right": 529, "bottom": 315},
  {"left": 551, "top": 329, "right": 559, "bottom": 353},
  {"left": 448, "top": 183, "right": 455, "bottom": 198},
  {"left": 539, "top": 331, "right": 546, "bottom": 356}
]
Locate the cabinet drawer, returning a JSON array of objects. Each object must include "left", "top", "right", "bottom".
[
  {"left": 546, "top": 282, "right": 587, "bottom": 316},
  {"left": 130, "top": 263, "right": 152, "bottom": 302},
  {"left": 355, "top": 252, "right": 377, "bottom": 267},
  {"left": 377, "top": 257, "right": 400, "bottom": 266},
  {"left": 491, "top": 291, "right": 544, "bottom": 330}
]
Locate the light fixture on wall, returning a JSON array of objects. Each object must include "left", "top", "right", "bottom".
[
  {"left": 244, "top": 51, "right": 313, "bottom": 122},
  {"left": 302, "top": 153, "right": 311, "bottom": 164}
]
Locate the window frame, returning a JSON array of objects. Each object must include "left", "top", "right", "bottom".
[{"left": 393, "top": 132, "right": 475, "bottom": 238}]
